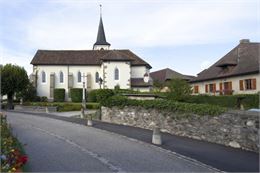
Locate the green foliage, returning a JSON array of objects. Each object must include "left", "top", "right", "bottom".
[
  {"left": 184, "top": 94, "right": 259, "bottom": 109},
  {"left": 54, "top": 89, "right": 65, "bottom": 102},
  {"left": 95, "top": 89, "right": 115, "bottom": 102},
  {"left": 16, "top": 82, "right": 37, "bottom": 102},
  {"left": 1, "top": 64, "right": 29, "bottom": 109},
  {"left": 70, "top": 88, "right": 83, "bottom": 102},
  {"left": 101, "top": 96, "right": 227, "bottom": 116},
  {"left": 23, "top": 102, "right": 100, "bottom": 112},
  {"left": 167, "top": 78, "right": 192, "bottom": 101},
  {"left": 87, "top": 90, "right": 98, "bottom": 102}
]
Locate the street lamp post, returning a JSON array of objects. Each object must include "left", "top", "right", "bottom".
[{"left": 81, "top": 73, "right": 87, "bottom": 118}]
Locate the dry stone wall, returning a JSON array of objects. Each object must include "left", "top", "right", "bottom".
[{"left": 101, "top": 106, "right": 259, "bottom": 152}]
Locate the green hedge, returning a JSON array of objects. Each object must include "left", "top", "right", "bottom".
[
  {"left": 101, "top": 96, "right": 227, "bottom": 116},
  {"left": 23, "top": 102, "right": 100, "bottom": 112},
  {"left": 54, "top": 88, "right": 65, "bottom": 102},
  {"left": 70, "top": 88, "right": 84, "bottom": 102},
  {"left": 184, "top": 94, "right": 259, "bottom": 109}
]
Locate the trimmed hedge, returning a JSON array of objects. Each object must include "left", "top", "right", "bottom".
[
  {"left": 23, "top": 102, "right": 100, "bottom": 112},
  {"left": 101, "top": 96, "right": 227, "bottom": 116},
  {"left": 96, "top": 89, "right": 114, "bottom": 102},
  {"left": 70, "top": 88, "right": 84, "bottom": 102},
  {"left": 54, "top": 88, "right": 65, "bottom": 102},
  {"left": 184, "top": 94, "right": 259, "bottom": 109}
]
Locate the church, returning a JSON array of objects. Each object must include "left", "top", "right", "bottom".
[{"left": 30, "top": 13, "right": 152, "bottom": 101}]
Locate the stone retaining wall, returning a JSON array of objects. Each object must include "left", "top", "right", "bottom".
[{"left": 101, "top": 106, "right": 259, "bottom": 152}]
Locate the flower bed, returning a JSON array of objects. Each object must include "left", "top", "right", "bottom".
[{"left": 1, "top": 113, "right": 28, "bottom": 172}]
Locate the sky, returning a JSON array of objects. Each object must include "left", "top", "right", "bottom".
[{"left": 0, "top": 0, "right": 259, "bottom": 76}]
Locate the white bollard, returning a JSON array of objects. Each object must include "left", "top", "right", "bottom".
[
  {"left": 87, "top": 119, "right": 93, "bottom": 126},
  {"left": 152, "top": 127, "right": 162, "bottom": 145},
  {"left": 45, "top": 107, "right": 49, "bottom": 113},
  {"left": 80, "top": 108, "right": 84, "bottom": 118}
]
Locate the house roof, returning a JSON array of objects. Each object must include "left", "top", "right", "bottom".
[
  {"left": 94, "top": 17, "right": 110, "bottom": 46},
  {"left": 191, "top": 41, "right": 260, "bottom": 83},
  {"left": 31, "top": 49, "right": 152, "bottom": 68},
  {"left": 150, "top": 68, "right": 195, "bottom": 83},
  {"left": 131, "top": 78, "right": 153, "bottom": 87}
]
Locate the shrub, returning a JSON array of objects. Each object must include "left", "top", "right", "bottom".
[
  {"left": 54, "top": 89, "right": 65, "bottom": 102},
  {"left": 184, "top": 94, "right": 259, "bottom": 109},
  {"left": 16, "top": 82, "right": 37, "bottom": 102},
  {"left": 87, "top": 90, "right": 98, "bottom": 102},
  {"left": 40, "top": 96, "right": 48, "bottom": 102},
  {"left": 166, "top": 78, "right": 192, "bottom": 101},
  {"left": 101, "top": 95, "right": 227, "bottom": 116},
  {"left": 70, "top": 88, "right": 84, "bottom": 102},
  {"left": 95, "top": 89, "right": 114, "bottom": 102},
  {"left": 86, "top": 102, "right": 100, "bottom": 109}
]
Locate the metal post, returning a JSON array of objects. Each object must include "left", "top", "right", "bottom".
[{"left": 81, "top": 73, "right": 86, "bottom": 118}]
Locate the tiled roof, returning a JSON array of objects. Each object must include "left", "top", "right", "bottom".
[
  {"left": 131, "top": 78, "right": 152, "bottom": 87},
  {"left": 31, "top": 49, "right": 152, "bottom": 68},
  {"left": 191, "top": 41, "right": 260, "bottom": 83},
  {"left": 150, "top": 68, "right": 195, "bottom": 83}
]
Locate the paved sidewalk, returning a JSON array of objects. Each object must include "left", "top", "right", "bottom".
[{"left": 9, "top": 110, "right": 259, "bottom": 172}]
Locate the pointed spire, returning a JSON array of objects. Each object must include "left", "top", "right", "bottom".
[{"left": 93, "top": 4, "right": 110, "bottom": 48}]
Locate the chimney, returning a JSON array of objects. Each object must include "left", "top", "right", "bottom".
[{"left": 239, "top": 39, "right": 250, "bottom": 44}]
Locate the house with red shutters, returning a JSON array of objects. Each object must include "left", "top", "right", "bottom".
[{"left": 190, "top": 39, "right": 259, "bottom": 95}]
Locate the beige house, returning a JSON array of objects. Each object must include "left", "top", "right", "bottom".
[{"left": 191, "top": 39, "right": 259, "bottom": 95}]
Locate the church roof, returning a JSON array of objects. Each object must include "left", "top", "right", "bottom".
[
  {"left": 191, "top": 41, "right": 260, "bottom": 83},
  {"left": 94, "top": 17, "right": 110, "bottom": 46},
  {"left": 31, "top": 49, "right": 152, "bottom": 68}
]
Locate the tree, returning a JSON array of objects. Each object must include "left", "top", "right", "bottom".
[
  {"left": 167, "top": 78, "right": 192, "bottom": 101},
  {"left": 1, "top": 64, "right": 29, "bottom": 109}
]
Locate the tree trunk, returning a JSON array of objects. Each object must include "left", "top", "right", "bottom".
[{"left": 7, "top": 93, "right": 14, "bottom": 110}]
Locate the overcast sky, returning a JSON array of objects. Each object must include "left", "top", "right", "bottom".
[{"left": 0, "top": 0, "right": 259, "bottom": 76}]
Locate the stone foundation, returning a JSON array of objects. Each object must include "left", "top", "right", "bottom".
[{"left": 101, "top": 106, "right": 259, "bottom": 152}]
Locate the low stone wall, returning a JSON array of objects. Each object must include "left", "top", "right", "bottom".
[
  {"left": 101, "top": 106, "right": 259, "bottom": 152},
  {"left": 14, "top": 105, "right": 57, "bottom": 113}
]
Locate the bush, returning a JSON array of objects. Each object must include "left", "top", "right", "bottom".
[
  {"left": 70, "top": 88, "right": 83, "bottom": 102},
  {"left": 87, "top": 90, "right": 98, "bottom": 102},
  {"left": 40, "top": 96, "right": 48, "bottom": 102},
  {"left": 86, "top": 102, "right": 100, "bottom": 109},
  {"left": 166, "top": 78, "right": 192, "bottom": 101},
  {"left": 16, "top": 82, "right": 38, "bottom": 102},
  {"left": 101, "top": 95, "right": 227, "bottom": 116},
  {"left": 95, "top": 89, "right": 115, "bottom": 102},
  {"left": 184, "top": 94, "right": 259, "bottom": 109},
  {"left": 54, "top": 89, "right": 65, "bottom": 102}
]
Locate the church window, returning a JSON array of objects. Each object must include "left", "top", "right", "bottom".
[
  {"left": 60, "top": 71, "right": 64, "bottom": 83},
  {"left": 78, "top": 72, "right": 81, "bottom": 83},
  {"left": 42, "top": 71, "right": 46, "bottom": 83},
  {"left": 95, "top": 72, "right": 99, "bottom": 83},
  {"left": 114, "top": 68, "right": 119, "bottom": 80}
]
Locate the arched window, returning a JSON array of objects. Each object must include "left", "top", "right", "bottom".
[
  {"left": 95, "top": 72, "right": 99, "bottom": 83},
  {"left": 42, "top": 71, "right": 46, "bottom": 83},
  {"left": 114, "top": 68, "right": 119, "bottom": 80},
  {"left": 78, "top": 71, "right": 81, "bottom": 83},
  {"left": 60, "top": 71, "right": 64, "bottom": 83}
]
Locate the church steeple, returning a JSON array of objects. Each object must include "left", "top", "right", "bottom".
[{"left": 93, "top": 5, "right": 110, "bottom": 50}]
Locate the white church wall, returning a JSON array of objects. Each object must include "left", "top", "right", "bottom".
[
  {"left": 131, "top": 66, "right": 149, "bottom": 78},
  {"left": 103, "top": 61, "right": 131, "bottom": 89}
]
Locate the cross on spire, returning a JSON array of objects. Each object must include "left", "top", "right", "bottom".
[{"left": 100, "top": 4, "right": 102, "bottom": 17}]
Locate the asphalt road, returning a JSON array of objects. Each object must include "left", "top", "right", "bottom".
[{"left": 7, "top": 112, "right": 216, "bottom": 172}]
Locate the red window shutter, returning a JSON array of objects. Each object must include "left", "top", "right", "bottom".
[
  {"left": 229, "top": 82, "right": 232, "bottom": 90},
  {"left": 194, "top": 86, "right": 199, "bottom": 93},
  {"left": 239, "top": 80, "right": 244, "bottom": 90},
  {"left": 205, "top": 84, "right": 208, "bottom": 93},
  {"left": 219, "top": 83, "right": 223, "bottom": 90},
  {"left": 213, "top": 83, "right": 216, "bottom": 92},
  {"left": 252, "top": 78, "right": 256, "bottom": 90}
]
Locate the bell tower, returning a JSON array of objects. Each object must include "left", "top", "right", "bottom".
[{"left": 93, "top": 5, "right": 111, "bottom": 50}]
